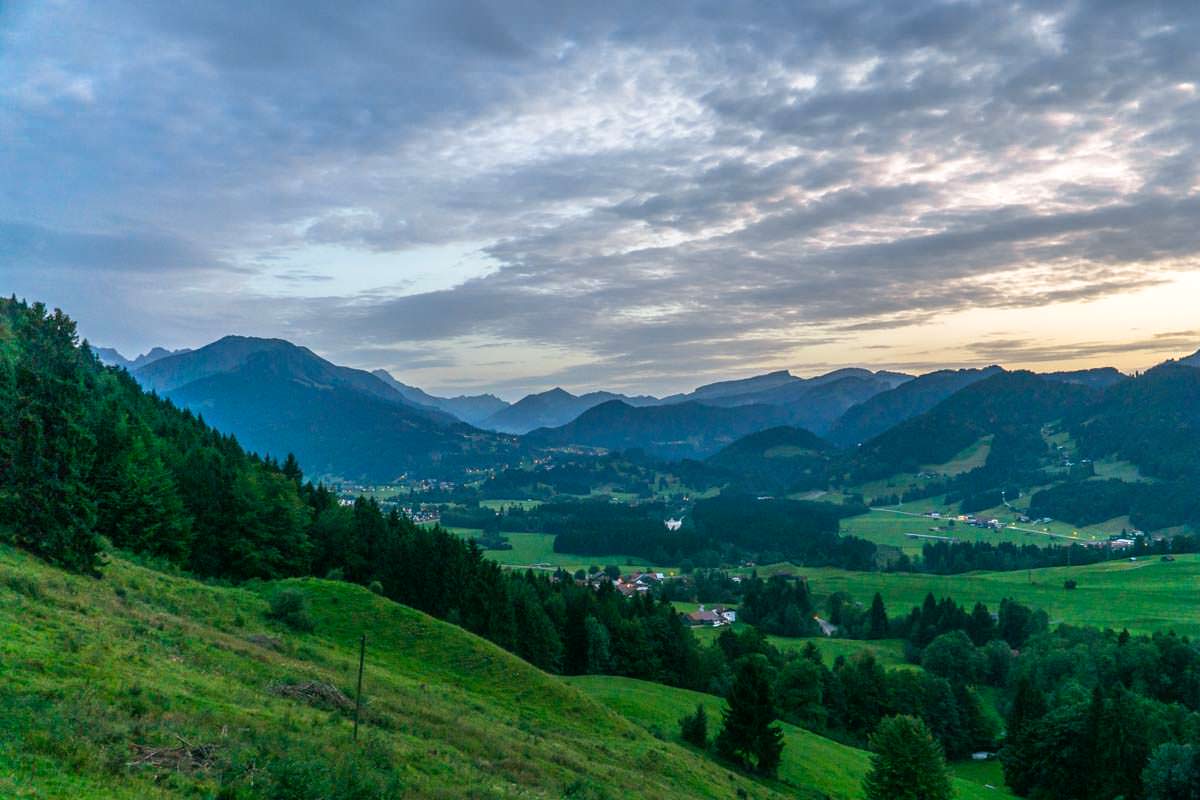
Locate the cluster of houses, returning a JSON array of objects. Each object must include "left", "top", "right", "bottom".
[
  {"left": 402, "top": 506, "right": 440, "bottom": 525},
  {"left": 580, "top": 570, "right": 668, "bottom": 596},
  {"left": 923, "top": 511, "right": 1007, "bottom": 530},
  {"left": 684, "top": 605, "right": 738, "bottom": 627}
]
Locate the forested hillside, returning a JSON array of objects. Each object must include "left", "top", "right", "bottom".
[
  {"left": 826, "top": 366, "right": 1004, "bottom": 447},
  {"left": 844, "top": 371, "right": 1095, "bottom": 482},
  {"left": 706, "top": 426, "right": 832, "bottom": 494},
  {"left": 1026, "top": 363, "right": 1200, "bottom": 531}
]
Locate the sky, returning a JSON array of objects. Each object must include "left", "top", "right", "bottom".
[{"left": 3, "top": 0, "right": 1200, "bottom": 399}]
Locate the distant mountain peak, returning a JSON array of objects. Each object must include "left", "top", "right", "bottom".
[
  {"left": 94, "top": 344, "right": 190, "bottom": 370},
  {"left": 371, "top": 368, "right": 510, "bottom": 425}
]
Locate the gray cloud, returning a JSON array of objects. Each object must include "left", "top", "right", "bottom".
[{"left": 4, "top": 0, "right": 1200, "bottom": 394}]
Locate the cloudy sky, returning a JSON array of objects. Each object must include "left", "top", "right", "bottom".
[{"left": 4, "top": 1, "right": 1200, "bottom": 398}]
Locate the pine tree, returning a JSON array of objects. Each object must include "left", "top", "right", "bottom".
[
  {"left": 868, "top": 592, "right": 888, "bottom": 639},
  {"left": 863, "top": 715, "right": 953, "bottom": 800},
  {"left": 715, "top": 655, "right": 785, "bottom": 775}
]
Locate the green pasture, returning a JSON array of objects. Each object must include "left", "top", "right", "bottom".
[
  {"left": 568, "top": 675, "right": 1013, "bottom": 800},
  {"left": 800, "top": 554, "right": 1200, "bottom": 636}
]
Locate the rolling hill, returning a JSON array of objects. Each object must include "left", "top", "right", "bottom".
[
  {"left": 0, "top": 544, "right": 794, "bottom": 800},
  {"left": 706, "top": 426, "right": 833, "bottom": 494},
  {"left": 1042, "top": 367, "right": 1128, "bottom": 388},
  {"left": 525, "top": 399, "right": 793, "bottom": 460}
]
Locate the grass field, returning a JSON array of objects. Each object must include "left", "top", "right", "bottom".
[
  {"left": 926, "top": 436, "right": 993, "bottom": 475},
  {"left": 799, "top": 554, "right": 1200, "bottom": 635},
  {"left": 568, "top": 675, "right": 1014, "bottom": 800},
  {"left": 841, "top": 502, "right": 1134, "bottom": 556},
  {"left": 479, "top": 498, "right": 543, "bottom": 511},
  {"left": 478, "top": 531, "right": 675, "bottom": 574},
  {"left": 0, "top": 544, "right": 798, "bottom": 800}
]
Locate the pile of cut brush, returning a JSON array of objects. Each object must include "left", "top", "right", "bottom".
[
  {"left": 128, "top": 734, "right": 218, "bottom": 773},
  {"left": 269, "top": 680, "right": 354, "bottom": 712}
]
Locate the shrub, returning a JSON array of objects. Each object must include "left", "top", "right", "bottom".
[
  {"left": 267, "top": 589, "right": 315, "bottom": 632},
  {"left": 1064, "top": 579, "right": 1078, "bottom": 590},
  {"left": 367, "top": 580, "right": 383, "bottom": 595}
]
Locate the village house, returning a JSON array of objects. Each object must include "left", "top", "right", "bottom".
[{"left": 685, "top": 605, "right": 737, "bottom": 627}]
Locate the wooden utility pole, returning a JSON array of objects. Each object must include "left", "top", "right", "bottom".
[{"left": 353, "top": 634, "right": 366, "bottom": 742}]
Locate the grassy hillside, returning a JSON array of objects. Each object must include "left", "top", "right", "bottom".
[
  {"left": 0, "top": 544, "right": 791, "bottom": 800},
  {"left": 791, "top": 555, "right": 1200, "bottom": 636},
  {"left": 568, "top": 676, "right": 1013, "bottom": 800}
]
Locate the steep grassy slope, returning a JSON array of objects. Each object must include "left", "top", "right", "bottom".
[
  {"left": 568, "top": 676, "right": 1013, "bottom": 800},
  {"left": 0, "top": 545, "right": 790, "bottom": 800}
]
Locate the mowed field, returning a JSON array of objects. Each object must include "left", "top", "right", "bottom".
[
  {"left": 567, "top": 675, "right": 1013, "bottom": 800},
  {"left": 794, "top": 555, "right": 1200, "bottom": 636}
]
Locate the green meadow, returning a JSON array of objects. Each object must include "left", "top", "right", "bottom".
[
  {"left": 0, "top": 544, "right": 790, "bottom": 800},
  {"left": 798, "top": 555, "right": 1200, "bottom": 636},
  {"left": 568, "top": 675, "right": 1014, "bottom": 800}
]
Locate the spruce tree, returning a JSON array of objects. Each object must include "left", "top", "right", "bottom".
[
  {"left": 715, "top": 655, "right": 785, "bottom": 775},
  {"left": 863, "top": 715, "right": 953, "bottom": 800},
  {"left": 2, "top": 302, "right": 100, "bottom": 572},
  {"left": 999, "top": 674, "right": 1048, "bottom": 795},
  {"left": 867, "top": 592, "right": 888, "bottom": 639}
]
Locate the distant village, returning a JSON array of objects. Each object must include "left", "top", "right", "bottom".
[{"left": 913, "top": 510, "right": 1145, "bottom": 550}]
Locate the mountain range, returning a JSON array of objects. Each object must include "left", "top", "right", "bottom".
[
  {"left": 479, "top": 387, "right": 658, "bottom": 434},
  {"left": 371, "top": 369, "right": 509, "bottom": 426},
  {"left": 96, "top": 333, "right": 1200, "bottom": 481},
  {"left": 94, "top": 345, "right": 191, "bottom": 371}
]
